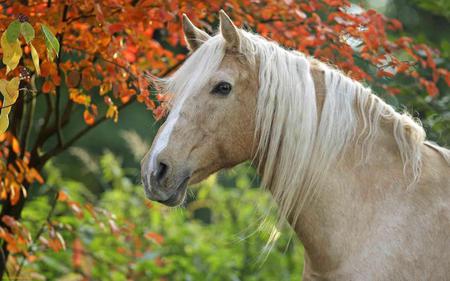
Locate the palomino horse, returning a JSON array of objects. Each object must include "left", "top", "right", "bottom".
[{"left": 141, "top": 10, "right": 450, "bottom": 280}]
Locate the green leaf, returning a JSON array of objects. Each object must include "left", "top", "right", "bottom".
[
  {"left": 41, "top": 24, "right": 60, "bottom": 61},
  {"left": 20, "top": 22, "right": 35, "bottom": 44},
  {"left": 6, "top": 20, "right": 21, "bottom": 43}
]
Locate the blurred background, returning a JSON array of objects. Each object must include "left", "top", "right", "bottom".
[{"left": 0, "top": 0, "right": 448, "bottom": 280}]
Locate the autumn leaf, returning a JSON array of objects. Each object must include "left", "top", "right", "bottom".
[
  {"left": 10, "top": 182, "right": 21, "bottom": 205},
  {"left": 30, "top": 43, "right": 41, "bottom": 75},
  {"left": 106, "top": 104, "right": 119, "bottom": 123},
  {"left": 145, "top": 232, "right": 164, "bottom": 244},
  {"left": 72, "top": 238, "right": 84, "bottom": 268},
  {"left": 1, "top": 32, "right": 23, "bottom": 73},
  {"left": 48, "top": 230, "right": 66, "bottom": 252},
  {"left": 20, "top": 22, "right": 35, "bottom": 44},
  {"left": 11, "top": 136, "right": 20, "bottom": 154},
  {"left": 0, "top": 77, "right": 20, "bottom": 134},
  {"left": 41, "top": 80, "right": 54, "bottom": 93},
  {"left": 83, "top": 109, "right": 95, "bottom": 125},
  {"left": 69, "top": 88, "right": 91, "bottom": 105},
  {"left": 29, "top": 168, "right": 44, "bottom": 184},
  {"left": 57, "top": 191, "right": 69, "bottom": 202},
  {"left": 41, "top": 24, "right": 60, "bottom": 61}
]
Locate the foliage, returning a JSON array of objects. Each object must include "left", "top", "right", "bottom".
[
  {"left": 12, "top": 148, "right": 302, "bottom": 280},
  {"left": 0, "top": 0, "right": 448, "bottom": 279},
  {"left": 377, "top": 0, "right": 450, "bottom": 146}
]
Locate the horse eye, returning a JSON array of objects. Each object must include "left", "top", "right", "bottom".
[{"left": 212, "top": 81, "right": 232, "bottom": 95}]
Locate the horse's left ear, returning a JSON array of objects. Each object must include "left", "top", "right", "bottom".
[
  {"left": 182, "top": 14, "right": 211, "bottom": 51},
  {"left": 219, "top": 10, "right": 241, "bottom": 50}
]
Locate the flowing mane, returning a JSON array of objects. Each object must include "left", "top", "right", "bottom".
[{"left": 158, "top": 29, "right": 427, "bottom": 223}]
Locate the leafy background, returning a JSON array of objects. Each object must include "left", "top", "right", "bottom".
[{"left": 0, "top": 0, "right": 448, "bottom": 280}]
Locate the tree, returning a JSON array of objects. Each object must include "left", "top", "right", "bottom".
[{"left": 0, "top": 0, "right": 448, "bottom": 279}]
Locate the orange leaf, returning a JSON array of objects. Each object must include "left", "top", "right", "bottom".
[
  {"left": 41, "top": 80, "right": 54, "bottom": 93},
  {"left": 57, "top": 190, "right": 69, "bottom": 202},
  {"left": 376, "top": 69, "right": 395, "bottom": 78},
  {"left": 29, "top": 168, "right": 44, "bottom": 184},
  {"left": 10, "top": 182, "right": 21, "bottom": 205},
  {"left": 11, "top": 137, "right": 20, "bottom": 154},
  {"left": 83, "top": 109, "right": 95, "bottom": 126},
  {"left": 145, "top": 232, "right": 164, "bottom": 244},
  {"left": 72, "top": 238, "right": 84, "bottom": 268}
]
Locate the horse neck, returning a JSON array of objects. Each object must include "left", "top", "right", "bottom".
[
  {"left": 289, "top": 123, "right": 405, "bottom": 273},
  {"left": 283, "top": 63, "right": 412, "bottom": 273}
]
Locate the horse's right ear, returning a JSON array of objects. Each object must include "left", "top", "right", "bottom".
[
  {"left": 219, "top": 10, "right": 241, "bottom": 51},
  {"left": 182, "top": 14, "right": 210, "bottom": 51}
]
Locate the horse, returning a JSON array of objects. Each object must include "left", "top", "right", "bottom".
[{"left": 141, "top": 10, "right": 450, "bottom": 280}]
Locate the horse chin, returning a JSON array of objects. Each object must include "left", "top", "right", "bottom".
[
  {"left": 156, "top": 177, "right": 189, "bottom": 207},
  {"left": 189, "top": 167, "right": 216, "bottom": 185}
]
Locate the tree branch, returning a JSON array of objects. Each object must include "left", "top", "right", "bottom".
[
  {"left": 20, "top": 88, "right": 36, "bottom": 154},
  {"left": 64, "top": 45, "right": 139, "bottom": 81},
  {"left": 0, "top": 246, "right": 10, "bottom": 280},
  {"left": 31, "top": 94, "right": 53, "bottom": 156},
  {"left": 54, "top": 4, "right": 70, "bottom": 148}
]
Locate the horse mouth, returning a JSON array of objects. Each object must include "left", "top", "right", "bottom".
[{"left": 156, "top": 177, "right": 190, "bottom": 207}]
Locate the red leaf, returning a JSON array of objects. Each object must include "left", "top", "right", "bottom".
[
  {"left": 145, "top": 232, "right": 164, "bottom": 244},
  {"left": 108, "top": 23, "right": 125, "bottom": 34},
  {"left": 83, "top": 110, "right": 95, "bottom": 126}
]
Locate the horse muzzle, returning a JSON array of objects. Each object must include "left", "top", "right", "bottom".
[{"left": 141, "top": 157, "right": 191, "bottom": 207}]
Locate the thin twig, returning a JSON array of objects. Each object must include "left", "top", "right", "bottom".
[
  {"left": 0, "top": 88, "right": 39, "bottom": 109},
  {"left": 64, "top": 45, "right": 139, "bottom": 80}
]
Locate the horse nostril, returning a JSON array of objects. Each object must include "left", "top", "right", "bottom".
[{"left": 155, "top": 161, "right": 168, "bottom": 183}]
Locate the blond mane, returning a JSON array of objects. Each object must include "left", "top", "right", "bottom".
[{"left": 242, "top": 31, "right": 425, "bottom": 224}]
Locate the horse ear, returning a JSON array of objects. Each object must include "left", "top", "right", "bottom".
[
  {"left": 219, "top": 10, "right": 240, "bottom": 50},
  {"left": 182, "top": 14, "right": 210, "bottom": 51}
]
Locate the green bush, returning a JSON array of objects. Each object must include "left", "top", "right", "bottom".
[{"left": 20, "top": 149, "right": 303, "bottom": 281}]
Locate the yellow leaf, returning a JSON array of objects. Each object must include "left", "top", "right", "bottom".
[
  {"left": 106, "top": 104, "right": 119, "bottom": 123},
  {"left": 3, "top": 77, "right": 20, "bottom": 100},
  {"left": 1, "top": 32, "right": 22, "bottom": 74},
  {"left": 0, "top": 111, "right": 11, "bottom": 134},
  {"left": 30, "top": 43, "right": 40, "bottom": 75},
  {"left": 0, "top": 77, "right": 20, "bottom": 133}
]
